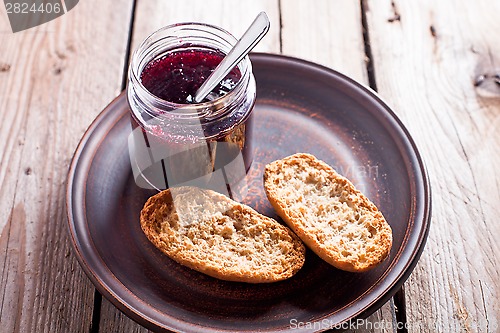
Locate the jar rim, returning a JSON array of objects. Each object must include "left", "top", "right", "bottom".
[{"left": 128, "top": 22, "right": 251, "bottom": 116}]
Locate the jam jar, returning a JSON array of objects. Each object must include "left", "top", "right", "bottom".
[{"left": 127, "top": 23, "right": 256, "bottom": 199}]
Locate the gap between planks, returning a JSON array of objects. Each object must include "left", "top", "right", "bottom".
[
  {"left": 89, "top": 1, "right": 138, "bottom": 332},
  {"left": 360, "top": 0, "right": 407, "bottom": 332}
]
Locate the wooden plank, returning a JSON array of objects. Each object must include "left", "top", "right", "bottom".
[
  {"left": 281, "top": 2, "right": 396, "bottom": 332},
  {"left": 99, "top": 299, "right": 151, "bottom": 333},
  {"left": 0, "top": 0, "right": 134, "bottom": 332},
  {"left": 129, "top": 0, "right": 281, "bottom": 55},
  {"left": 281, "top": 0, "right": 368, "bottom": 84},
  {"left": 365, "top": 0, "right": 500, "bottom": 331},
  {"left": 98, "top": 1, "right": 281, "bottom": 331}
]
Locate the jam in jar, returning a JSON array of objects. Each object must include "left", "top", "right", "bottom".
[{"left": 127, "top": 23, "right": 256, "bottom": 199}]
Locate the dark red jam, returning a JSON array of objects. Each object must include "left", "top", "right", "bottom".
[{"left": 140, "top": 49, "right": 241, "bottom": 103}]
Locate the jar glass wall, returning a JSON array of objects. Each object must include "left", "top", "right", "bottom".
[{"left": 127, "top": 23, "right": 256, "bottom": 200}]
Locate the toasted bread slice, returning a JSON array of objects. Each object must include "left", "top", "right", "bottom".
[
  {"left": 140, "top": 186, "right": 306, "bottom": 283},
  {"left": 264, "top": 153, "right": 392, "bottom": 272}
]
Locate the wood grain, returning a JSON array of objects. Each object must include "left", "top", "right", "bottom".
[
  {"left": 0, "top": 0, "right": 133, "bottom": 332},
  {"left": 365, "top": 0, "right": 500, "bottom": 331},
  {"left": 280, "top": 0, "right": 368, "bottom": 84},
  {"left": 99, "top": 298, "right": 151, "bottom": 333},
  {"left": 129, "top": 0, "right": 281, "bottom": 56}
]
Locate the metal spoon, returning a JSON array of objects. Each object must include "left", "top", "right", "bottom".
[{"left": 194, "top": 12, "right": 270, "bottom": 103}]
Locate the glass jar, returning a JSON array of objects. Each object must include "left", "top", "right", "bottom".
[{"left": 127, "top": 23, "right": 256, "bottom": 199}]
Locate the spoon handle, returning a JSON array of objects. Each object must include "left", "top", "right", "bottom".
[{"left": 194, "top": 12, "right": 270, "bottom": 103}]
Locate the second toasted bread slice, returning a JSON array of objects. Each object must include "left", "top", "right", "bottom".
[
  {"left": 140, "top": 186, "right": 306, "bottom": 283},
  {"left": 264, "top": 153, "right": 392, "bottom": 272}
]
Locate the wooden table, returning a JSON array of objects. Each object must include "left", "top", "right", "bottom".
[{"left": 1, "top": 0, "right": 498, "bottom": 332}]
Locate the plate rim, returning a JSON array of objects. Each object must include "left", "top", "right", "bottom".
[{"left": 66, "top": 52, "right": 431, "bottom": 332}]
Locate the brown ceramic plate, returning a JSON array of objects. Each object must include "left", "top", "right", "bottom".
[{"left": 67, "top": 53, "right": 430, "bottom": 332}]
